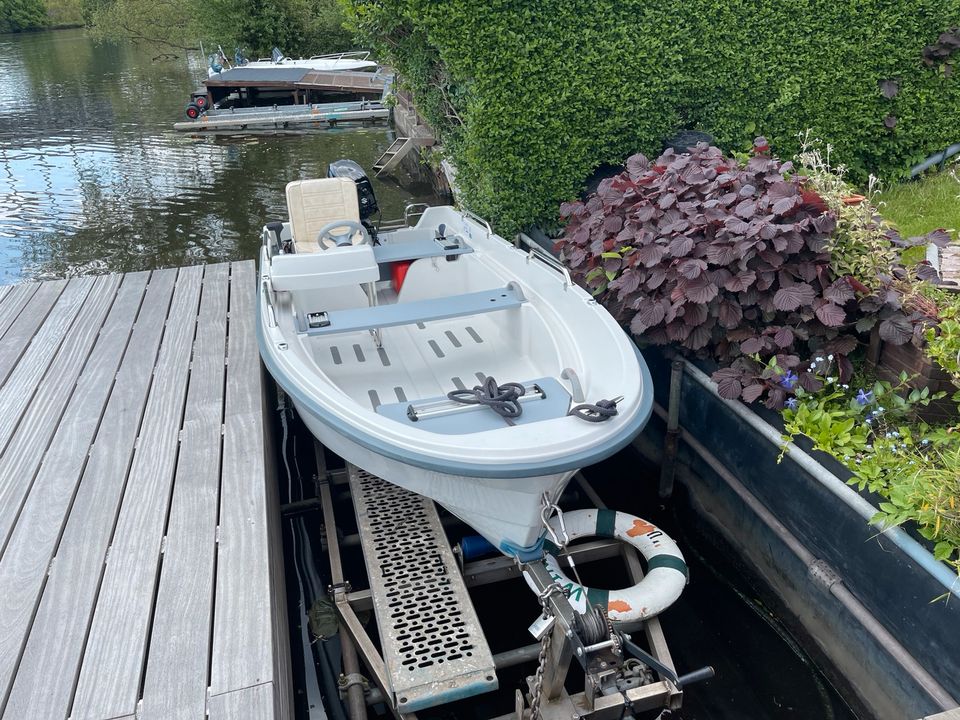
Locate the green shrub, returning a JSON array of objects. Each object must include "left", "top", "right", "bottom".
[
  {"left": 1, "top": 0, "right": 47, "bottom": 31},
  {"left": 348, "top": 0, "right": 960, "bottom": 234}
]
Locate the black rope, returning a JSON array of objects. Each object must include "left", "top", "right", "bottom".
[
  {"left": 568, "top": 398, "right": 620, "bottom": 422},
  {"left": 447, "top": 376, "right": 526, "bottom": 419}
]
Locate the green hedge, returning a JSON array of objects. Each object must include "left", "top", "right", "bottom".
[{"left": 349, "top": 0, "right": 960, "bottom": 234}]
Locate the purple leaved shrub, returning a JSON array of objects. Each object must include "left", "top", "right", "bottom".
[{"left": 556, "top": 142, "right": 937, "bottom": 408}]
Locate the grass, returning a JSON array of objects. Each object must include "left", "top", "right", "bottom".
[{"left": 878, "top": 165, "right": 960, "bottom": 239}]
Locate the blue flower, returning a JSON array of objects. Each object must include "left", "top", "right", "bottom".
[
  {"left": 779, "top": 371, "right": 798, "bottom": 390},
  {"left": 785, "top": 397, "right": 798, "bottom": 410},
  {"left": 856, "top": 389, "right": 873, "bottom": 406}
]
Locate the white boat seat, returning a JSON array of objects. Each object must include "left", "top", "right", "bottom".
[
  {"left": 376, "top": 377, "right": 572, "bottom": 434},
  {"left": 372, "top": 236, "right": 474, "bottom": 264},
  {"left": 286, "top": 177, "right": 363, "bottom": 253},
  {"left": 299, "top": 283, "right": 526, "bottom": 335},
  {"left": 270, "top": 244, "right": 379, "bottom": 292}
]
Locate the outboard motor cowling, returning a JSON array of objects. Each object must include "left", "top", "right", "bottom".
[{"left": 327, "top": 159, "right": 379, "bottom": 221}]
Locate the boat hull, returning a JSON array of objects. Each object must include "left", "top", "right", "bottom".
[{"left": 293, "top": 396, "right": 574, "bottom": 555}]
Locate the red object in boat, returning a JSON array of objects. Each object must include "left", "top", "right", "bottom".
[{"left": 392, "top": 261, "right": 412, "bottom": 291}]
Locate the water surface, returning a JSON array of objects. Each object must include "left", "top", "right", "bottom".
[{"left": 0, "top": 28, "right": 440, "bottom": 282}]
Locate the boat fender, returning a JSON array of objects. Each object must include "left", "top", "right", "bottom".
[{"left": 540, "top": 509, "right": 687, "bottom": 622}]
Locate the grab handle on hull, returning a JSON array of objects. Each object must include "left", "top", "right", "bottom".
[
  {"left": 516, "top": 232, "right": 572, "bottom": 290},
  {"left": 460, "top": 208, "right": 493, "bottom": 238}
]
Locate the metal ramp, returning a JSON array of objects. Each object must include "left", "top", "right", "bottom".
[
  {"left": 348, "top": 465, "right": 498, "bottom": 713},
  {"left": 373, "top": 136, "right": 418, "bottom": 176}
]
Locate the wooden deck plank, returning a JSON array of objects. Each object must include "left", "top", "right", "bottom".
[
  {"left": 89, "top": 263, "right": 227, "bottom": 720},
  {"left": 0, "top": 280, "right": 66, "bottom": 388},
  {"left": 0, "top": 272, "right": 147, "bottom": 714},
  {"left": 0, "top": 276, "right": 97, "bottom": 457},
  {"left": 0, "top": 268, "right": 183, "bottom": 720},
  {"left": 67, "top": 265, "right": 204, "bottom": 720},
  {"left": 0, "top": 274, "right": 119, "bottom": 554},
  {"left": 0, "top": 261, "right": 288, "bottom": 720},
  {"left": 139, "top": 264, "right": 229, "bottom": 720},
  {"left": 210, "top": 261, "right": 279, "bottom": 699},
  {"left": 208, "top": 682, "right": 279, "bottom": 720},
  {"left": 0, "top": 283, "right": 38, "bottom": 344}
]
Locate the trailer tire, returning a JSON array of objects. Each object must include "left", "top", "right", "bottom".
[
  {"left": 185, "top": 103, "right": 201, "bottom": 120},
  {"left": 194, "top": 96, "right": 207, "bottom": 109}
]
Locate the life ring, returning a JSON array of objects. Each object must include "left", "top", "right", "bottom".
[{"left": 540, "top": 509, "right": 687, "bottom": 623}]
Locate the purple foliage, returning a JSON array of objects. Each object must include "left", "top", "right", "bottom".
[{"left": 556, "top": 142, "right": 940, "bottom": 408}]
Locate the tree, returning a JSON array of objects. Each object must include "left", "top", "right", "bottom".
[
  {"left": 0, "top": 0, "right": 47, "bottom": 32},
  {"left": 87, "top": 0, "right": 354, "bottom": 57}
]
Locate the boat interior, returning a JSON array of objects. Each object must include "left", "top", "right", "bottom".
[{"left": 264, "top": 178, "right": 577, "bottom": 434}]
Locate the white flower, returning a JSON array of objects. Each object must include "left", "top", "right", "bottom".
[{"left": 827, "top": 354, "right": 834, "bottom": 361}]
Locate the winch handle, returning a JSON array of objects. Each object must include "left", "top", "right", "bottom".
[
  {"left": 675, "top": 666, "right": 716, "bottom": 687},
  {"left": 620, "top": 633, "right": 714, "bottom": 687}
]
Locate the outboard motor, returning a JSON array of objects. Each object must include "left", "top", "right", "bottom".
[{"left": 327, "top": 160, "right": 379, "bottom": 221}]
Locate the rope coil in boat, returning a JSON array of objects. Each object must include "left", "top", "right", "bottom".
[
  {"left": 568, "top": 397, "right": 621, "bottom": 422},
  {"left": 446, "top": 375, "right": 622, "bottom": 424},
  {"left": 447, "top": 376, "right": 526, "bottom": 419}
]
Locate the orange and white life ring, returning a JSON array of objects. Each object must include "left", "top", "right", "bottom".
[{"left": 541, "top": 509, "right": 687, "bottom": 622}]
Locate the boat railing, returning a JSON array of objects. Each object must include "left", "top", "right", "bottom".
[
  {"left": 378, "top": 202, "right": 430, "bottom": 232},
  {"left": 460, "top": 208, "right": 493, "bottom": 239},
  {"left": 516, "top": 232, "right": 572, "bottom": 290},
  {"left": 307, "top": 51, "right": 372, "bottom": 62}
]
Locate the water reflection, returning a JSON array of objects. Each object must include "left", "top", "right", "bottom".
[{"left": 0, "top": 28, "right": 442, "bottom": 282}]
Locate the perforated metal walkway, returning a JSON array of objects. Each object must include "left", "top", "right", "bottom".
[{"left": 348, "top": 465, "right": 497, "bottom": 713}]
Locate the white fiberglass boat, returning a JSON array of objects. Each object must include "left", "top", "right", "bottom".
[
  {"left": 257, "top": 167, "right": 653, "bottom": 559},
  {"left": 213, "top": 48, "right": 378, "bottom": 76}
]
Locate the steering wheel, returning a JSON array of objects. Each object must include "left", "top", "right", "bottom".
[{"left": 316, "top": 220, "right": 370, "bottom": 249}]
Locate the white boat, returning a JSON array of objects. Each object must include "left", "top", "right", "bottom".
[
  {"left": 257, "top": 172, "right": 653, "bottom": 558},
  {"left": 211, "top": 49, "right": 378, "bottom": 77}
]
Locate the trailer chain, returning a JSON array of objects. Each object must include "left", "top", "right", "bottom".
[{"left": 529, "top": 582, "right": 564, "bottom": 720}]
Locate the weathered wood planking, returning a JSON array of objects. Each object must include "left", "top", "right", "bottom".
[
  {"left": 0, "top": 273, "right": 149, "bottom": 708},
  {"left": 0, "top": 261, "right": 288, "bottom": 720},
  {"left": 210, "top": 261, "right": 291, "bottom": 718},
  {"left": 0, "top": 276, "right": 95, "bottom": 455},
  {"left": 139, "top": 264, "right": 229, "bottom": 720},
  {"left": 1, "top": 268, "right": 181, "bottom": 719},
  {"left": 208, "top": 682, "right": 281, "bottom": 720},
  {"left": 69, "top": 264, "right": 203, "bottom": 719},
  {"left": 0, "top": 282, "right": 38, "bottom": 343},
  {"left": 0, "top": 276, "right": 116, "bottom": 552},
  {"left": 0, "top": 280, "right": 66, "bottom": 387}
]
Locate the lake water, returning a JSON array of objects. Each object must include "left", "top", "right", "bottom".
[{"left": 0, "top": 28, "right": 441, "bottom": 283}]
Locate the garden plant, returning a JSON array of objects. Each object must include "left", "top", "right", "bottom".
[{"left": 556, "top": 138, "right": 960, "bottom": 574}]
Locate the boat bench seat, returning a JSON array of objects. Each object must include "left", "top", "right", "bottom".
[
  {"left": 298, "top": 283, "right": 525, "bottom": 335},
  {"left": 372, "top": 236, "right": 474, "bottom": 264}
]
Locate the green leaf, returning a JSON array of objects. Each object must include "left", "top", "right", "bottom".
[{"left": 934, "top": 542, "right": 955, "bottom": 561}]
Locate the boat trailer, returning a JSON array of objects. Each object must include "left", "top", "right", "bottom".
[{"left": 312, "top": 441, "right": 713, "bottom": 719}]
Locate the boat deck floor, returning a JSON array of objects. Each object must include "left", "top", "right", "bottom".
[
  {"left": 307, "top": 310, "right": 540, "bottom": 411},
  {"left": 0, "top": 261, "right": 290, "bottom": 720}
]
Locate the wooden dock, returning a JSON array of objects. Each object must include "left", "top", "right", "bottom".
[
  {"left": 0, "top": 261, "right": 291, "bottom": 720},
  {"left": 175, "top": 100, "right": 390, "bottom": 133}
]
